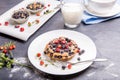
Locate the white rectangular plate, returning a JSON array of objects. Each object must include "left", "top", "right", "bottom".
[{"left": 0, "top": 0, "right": 60, "bottom": 41}]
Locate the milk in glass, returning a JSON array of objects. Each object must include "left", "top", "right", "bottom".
[{"left": 61, "top": 3, "right": 83, "bottom": 28}]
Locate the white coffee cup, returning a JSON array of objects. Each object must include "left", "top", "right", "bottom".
[
  {"left": 61, "top": 2, "right": 83, "bottom": 28},
  {"left": 85, "top": 0, "right": 116, "bottom": 14}
]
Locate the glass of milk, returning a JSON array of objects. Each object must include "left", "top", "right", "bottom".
[{"left": 61, "top": 0, "right": 83, "bottom": 28}]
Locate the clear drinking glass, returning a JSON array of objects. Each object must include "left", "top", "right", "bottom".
[{"left": 61, "top": 0, "right": 83, "bottom": 28}]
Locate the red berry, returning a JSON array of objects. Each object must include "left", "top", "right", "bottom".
[
  {"left": 65, "top": 45, "right": 69, "bottom": 49},
  {"left": 15, "top": 25, "right": 20, "bottom": 28},
  {"left": 4, "top": 21, "right": 9, "bottom": 26},
  {"left": 3, "top": 49, "right": 7, "bottom": 53},
  {"left": 12, "top": 45, "right": 16, "bottom": 49},
  {"left": 56, "top": 48, "right": 60, "bottom": 52},
  {"left": 54, "top": 40, "right": 59, "bottom": 44},
  {"left": 48, "top": 4, "right": 50, "bottom": 7},
  {"left": 77, "top": 48, "right": 80, "bottom": 53},
  {"left": 20, "top": 27, "right": 24, "bottom": 32},
  {"left": 68, "top": 42, "right": 72, "bottom": 46},
  {"left": 9, "top": 46, "right": 13, "bottom": 50},
  {"left": 57, "top": 45, "right": 62, "bottom": 48},
  {"left": 0, "top": 23, "right": 2, "bottom": 26},
  {"left": 40, "top": 60, "right": 44, "bottom": 66},
  {"left": 37, "top": 53, "right": 41, "bottom": 57},
  {"left": 61, "top": 40, "right": 66, "bottom": 44},
  {"left": 67, "top": 64, "right": 72, "bottom": 69}
]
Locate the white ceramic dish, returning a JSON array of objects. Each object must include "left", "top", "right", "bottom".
[
  {"left": 0, "top": 0, "right": 60, "bottom": 41},
  {"left": 11, "top": 9, "right": 30, "bottom": 24},
  {"left": 28, "top": 29, "right": 97, "bottom": 75},
  {"left": 85, "top": 3, "right": 120, "bottom": 17},
  {"left": 26, "top": 2, "right": 45, "bottom": 14}
]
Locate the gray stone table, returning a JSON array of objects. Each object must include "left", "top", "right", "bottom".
[{"left": 0, "top": 0, "right": 120, "bottom": 80}]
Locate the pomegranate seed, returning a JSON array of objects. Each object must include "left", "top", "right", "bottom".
[
  {"left": 20, "top": 27, "right": 24, "bottom": 32},
  {"left": 37, "top": 53, "right": 41, "bottom": 57},
  {"left": 40, "top": 60, "right": 44, "bottom": 66},
  {"left": 5, "top": 21, "right": 9, "bottom": 26}
]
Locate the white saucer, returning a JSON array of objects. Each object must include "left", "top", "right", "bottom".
[{"left": 85, "top": 4, "right": 120, "bottom": 17}]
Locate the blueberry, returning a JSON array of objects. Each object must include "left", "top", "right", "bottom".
[
  {"left": 10, "top": 57, "right": 14, "bottom": 60},
  {"left": 60, "top": 50, "right": 64, "bottom": 54},
  {"left": 77, "top": 57, "right": 80, "bottom": 61},
  {"left": 62, "top": 66, "right": 66, "bottom": 70},
  {"left": 65, "top": 38, "right": 71, "bottom": 42},
  {"left": 58, "top": 56, "right": 62, "bottom": 59},
  {"left": 69, "top": 52, "right": 74, "bottom": 56},
  {"left": 79, "top": 50, "right": 85, "bottom": 55},
  {"left": 52, "top": 44, "right": 56, "bottom": 48}
]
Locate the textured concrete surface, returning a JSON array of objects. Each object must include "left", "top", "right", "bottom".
[{"left": 0, "top": 0, "right": 120, "bottom": 80}]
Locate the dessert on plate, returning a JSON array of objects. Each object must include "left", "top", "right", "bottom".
[
  {"left": 11, "top": 9, "right": 30, "bottom": 24},
  {"left": 26, "top": 2, "right": 44, "bottom": 13},
  {"left": 44, "top": 37, "right": 80, "bottom": 61}
]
